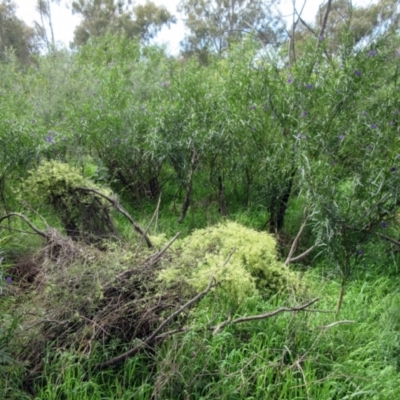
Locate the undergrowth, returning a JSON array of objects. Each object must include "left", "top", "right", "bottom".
[{"left": 18, "top": 271, "right": 400, "bottom": 400}]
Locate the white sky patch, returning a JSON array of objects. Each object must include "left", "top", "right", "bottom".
[{"left": 14, "top": 0, "right": 377, "bottom": 53}]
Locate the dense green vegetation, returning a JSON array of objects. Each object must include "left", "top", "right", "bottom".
[{"left": 1, "top": 1, "right": 400, "bottom": 398}]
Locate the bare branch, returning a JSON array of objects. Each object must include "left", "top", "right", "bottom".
[
  {"left": 377, "top": 232, "right": 400, "bottom": 247},
  {"left": 287, "top": 245, "right": 316, "bottom": 264},
  {"left": 285, "top": 211, "right": 317, "bottom": 265},
  {"left": 285, "top": 212, "right": 309, "bottom": 264},
  {"left": 0, "top": 213, "right": 48, "bottom": 239},
  {"left": 316, "top": 320, "right": 355, "bottom": 330},
  {"left": 298, "top": 16, "right": 318, "bottom": 37},
  {"left": 142, "top": 231, "right": 181, "bottom": 268},
  {"left": 135, "top": 193, "right": 162, "bottom": 256},
  {"left": 156, "top": 298, "right": 321, "bottom": 340},
  {"left": 77, "top": 187, "right": 152, "bottom": 248},
  {"left": 318, "top": 0, "right": 333, "bottom": 45},
  {"left": 211, "top": 298, "right": 319, "bottom": 334}
]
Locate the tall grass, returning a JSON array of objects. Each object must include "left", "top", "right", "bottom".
[{"left": 15, "top": 268, "right": 398, "bottom": 400}]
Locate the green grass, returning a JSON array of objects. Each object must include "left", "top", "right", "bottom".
[{"left": 2, "top": 270, "right": 394, "bottom": 400}]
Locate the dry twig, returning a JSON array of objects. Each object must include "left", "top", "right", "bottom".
[{"left": 99, "top": 276, "right": 217, "bottom": 369}]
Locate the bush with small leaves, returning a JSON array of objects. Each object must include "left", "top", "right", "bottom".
[
  {"left": 20, "top": 160, "right": 116, "bottom": 242},
  {"left": 158, "top": 221, "right": 300, "bottom": 303}
]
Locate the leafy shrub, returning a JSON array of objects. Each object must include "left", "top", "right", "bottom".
[
  {"left": 158, "top": 221, "right": 300, "bottom": 302},
  {"left": 20, "top": 160, "right": 116, "bottom": 242}
]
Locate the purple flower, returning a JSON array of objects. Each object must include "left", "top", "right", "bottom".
[
  {"left": 5, "top": 277, "right": 12, "bottom": 284},
  {"left": 45, "top": 135, "right": 56, "bottom": 144},
  {"left": 390, "top": 167, "right": 396, "bottom": 172},
  {"left": 319, "top": 35, "right": 325, "bottom": 41},
  {"left": 357, "top": 249, "right": 364, "bottom": 255},
  {"left": 305, "top": 84, "right": 314, "bottom": 90},
  {"left": 338, "top": 134, "right": 345, "bottom": 141},
  {"left": 369, "top": 50, "right": 377, "bottom": 57},
  {"left": 370, "top": 123, "right": 377, "bottom": 129},
  {"left": 301, "top": 110, "right": 308, "bottom": 117},
  {"left": 354, "top": 70, "right": 363, "bottom": 77},
  {"left": 381, "top": 221, "right": 388, "bottom": 228},
  {"left": 287, "top": 78, "right": 293, "bottom": 83}
]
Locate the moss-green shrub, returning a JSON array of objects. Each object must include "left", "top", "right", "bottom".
[
  {"left": 158, "top": 221, "right": 300, "bottom": 303},
  {"left": 20, "top": 160, "right": 116, "bottom": 241}
]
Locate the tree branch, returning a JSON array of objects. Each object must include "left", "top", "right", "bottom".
[
  {"left": 377, "top": 232, "right": 400, "bottom": 247},
  {"left": 211, "top": 298, "right": 319, "bottom": 335},
  {"left": 102, "top": 232, "right": 181, "bottom": 293},
  {"left": 77, "top": 187, "right": 152, "bottom": 248},
  {"left": 155, "top": 298, "right": 320, "bottom": 341},
  {"left": 287, "top": 245, "right": 316, "bottom": 264},
  {"left": 316, "top": 320, "right": 355, "bottom": 330},
  {"left": 318, "top": 0, "right": 333, "bottom": 44},
  {"left": 0, "top": 213, "right": 48, "bottom": 239},
  {"left": 285, "top": 211, "right": 317, "bottom": 265},
  {"left": 285, "top": 212, "right": 309, "bottom": 264}
]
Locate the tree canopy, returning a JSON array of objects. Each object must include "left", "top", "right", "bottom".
[
  {"left": 71, "top": 0, "right": 176, "bottom": 46},
  {"left": 178, "top": 0, "right": 285, "bottom": 63},
  {"left": 0, "top": 0, "right": 38, "bottom": 64},
  {"left": 289, "top": 0, "right": 400, "bottom": 59}
]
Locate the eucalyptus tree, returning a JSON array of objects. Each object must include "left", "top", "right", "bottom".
[
  {"left": 178, "top": 0, "right": 285, "bottom": 63},
  {"left": 35, "top": 0, "right": 61, "bottom": 51},
  {"left": 288, "top": 0, "right": 400, "bottom": 59},
  {"left": 0, "top": 0, "right": 38, "bottom": 64},
  {"left": 71, "top": 0, "right": 176, "bottom": 46}
]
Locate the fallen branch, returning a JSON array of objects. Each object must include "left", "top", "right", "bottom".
[
  {"left": 377, "top": 232, "right": 400, "bottom": 247},
  {"left": 77, "top": 187, "right": 152, "bottom": 248},
  {"left": 154, "top": 298, "right": 320, "bottom": 340},
  {"left": 142, "top": 232, "right": 181, "bottom": 268},
  {"left": 316, "top": 320, "right": 355, "bottom": 330},
  {"left": 104, "top": 232, "right": 182, "bottom": 289},
  {"left": 211, "top": 298, "right": 319, "bottom": 335},
  {"left": 0, "top": 213, "right": 48, "bottom": 239},
  {"left": 99, "top": 276, "right": 217, "bottom": 369}
]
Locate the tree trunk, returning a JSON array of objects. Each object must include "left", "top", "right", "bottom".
[{"left": 178, "top": 149, "right": 198, "bottom": 224}]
